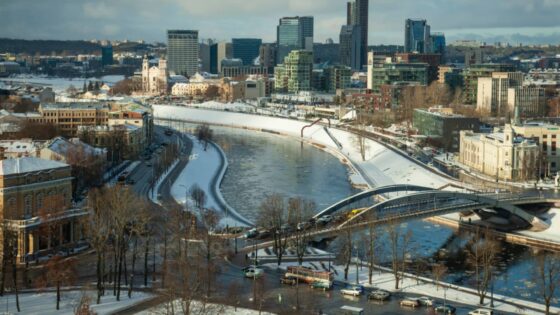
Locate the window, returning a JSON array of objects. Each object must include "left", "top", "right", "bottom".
[
  {"left": 24, "top": 195, "right": 32, "bottom": 217},
  {"left": 7, "top": 197, "right": 16, "bottom": 208},
  {"left": 36, "top": 193, "right": 44, "bottom": 211},
  {"left": 553, "top": 135, "right": 557, "bottom": 139}
]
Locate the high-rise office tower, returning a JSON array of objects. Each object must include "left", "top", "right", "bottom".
[
  {"left": 101, "top": 45, "right": 113, "bottom": 66},
  {"left": 210, "top": 42, "right": 233, "bottom": 74},
  {"left": 431, "top": 32, "right": 446, "bottom": 57},
  {"left": 259, "top": 43, "right": 277, "bottom": 73},
  {"left": 339, "top": 25, "right": 362, "bottom": 70},
  {"left": 232, "top": 38, "right": 263, "bottom": 66},
  {"left": 404, "top": 19, "right": 431, "bottom": 53},
  {"left": 199, "top": 39, "right": 214, "bottom": 73},
  {"left": 167, "top": 30, "right": 199, "bottom": 77},
  {"left": 346, "top": 0, "right": 368, "bottom": 69},
  {"left": 276, "top": 16, "right": 314, "bottom": 65}
]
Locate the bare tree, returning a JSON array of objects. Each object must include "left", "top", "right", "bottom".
[
  {"left": 432, "top": 263, "right": 448, "bottom": 291},
  {"left": 190, "top": 185, "right": 206, "bottom": 211},
  {"left": 196, "top": 124, "right": 214, "bottom": 151},
  {"left": 85, "top": 188, "right": 112, "bottom": 304},
  {"left": 257, "top": 194, "right": 288, "bottom": 266},
  {"left": 386, "top": 220, "right": 413, "bottom": 289},
  {"left": 336, "top": 229, "right": 353, "bottom": 281},
  {"left": 287, "top": 197, "right": 315, "bottom": 265},
  {"left": 533, "top": 252, "right": 560, "bottom": 315},
  {"left": 466, "top": 227, "right": 499, "bottom": 305},
  {"left": 36, "top": 256, "right": 77, "bottom": 310},
  {"left": 362, "top": 220, "right": 378, "bottom": 285}
]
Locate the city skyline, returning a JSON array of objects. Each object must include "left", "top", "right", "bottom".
[{"left": 2, "top": 0, "right": 560, "bottom": 45}]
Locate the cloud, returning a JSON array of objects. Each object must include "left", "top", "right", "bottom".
[
  {"left": 0, "top": 0, "right": 559, "bottom": 44},
  {"left": 82, "top": 1, "right": 116, "bottom": 19}
]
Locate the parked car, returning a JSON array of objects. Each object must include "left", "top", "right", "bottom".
[
  {"left": 310, "top": 281, "right": 332, "bottom": 291},
  {"left": 297, "top": 221, "right": 312, "bottom": 231},
  {"left": 341, "top": 285, "right": 364, "bottom": 296},
  {"left": 280, "top": 276, "right": 297, "bottom": 285},
  {"left": 418, "top": 296, "right": 436, "bottom": 306},
  {"left": 400, "top": 297, "right": 420, "bottom": 308},
  {"left": 469, "top": 309, "right": 493, "bottom": 315},
  {"left": 435, "top": 305, "right": 456, "bottom": 314},
  {"left": 244, "top": 267, "right": 264, "bottom": 278},
  {"left": 245, "top": 228, "right": 259, "bottom": 239},
  {"left": 317, "top": 215, "right": 333, "bottom": 225},
  {"left": 368, "top": 290, "right": 390, "bottom": 301}
]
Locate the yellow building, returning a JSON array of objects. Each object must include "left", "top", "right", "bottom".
[
  {"left": 0, "top": 157, "right": 86, "bottom": 262},
  {"left": 512, "top": 122, "right": 560, "bottom": 176}
]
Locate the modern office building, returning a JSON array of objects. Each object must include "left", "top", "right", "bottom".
[
  {"left": 313, "top": 42, "right": 340, "bottom": 64},
  {"left": 346, "top": 0, "right": 369, "bottom": 69},
  {"left": 430, "top": 32, "right": 446, "bottom": 60},
  {"left": 462, "top": 64, "right": 516, "bottom": 104},
  {"left": 259, "top": 43, "right": 277, "bottom": 73},
  {"left": 276, "top": 16, "right": 314, "bottom": 65},
  {"left": 167, "top": 30, "right": 199, "bottom": 77},
  {"left": 404, "top": 19, "right": 431, "bottom": 53},
  {"left": 477, "top": 72, "right": 523, "bottom": 116},
  {"left": 339, "top": 25, "right": 362, "bottom": 70},
  {"left": 438, "top": 66, "right": 464, "bottom": 89},
  {"left": 274, "top": 50, "right": 313, "bottom": 94},
  {"left": 395, "top": 53, "right": 441, "bottom": 83},
  {"left": 324, "top": 65, "right": 352, "bottom": 93},
  {"left": 101, "top": 45, "right": 113, "bottom": 66},
  {"left": 413, "top": 107, "right": 480, "bottom": 152},
  {"left": 368, "top": 62, "right": 428, "bottom": 93},
  {"left": 199, "top": 40, "right": 213, "bottom": 73},
  {"left": 507, "top": 86, "right": 546, "bottom": 118},
  {"left": 210, "top": 42, "right": 232, "bottom": 74},
  {"left": 232, "top": 38, "right": 262, "bottom": 66},
  {"left": 465, "top": 49, "right": 484, "bottom": 67}
]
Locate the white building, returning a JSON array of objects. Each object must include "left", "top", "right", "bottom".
[
  {"left": 141, "top": 57, "right": 169, "bottom": 95},
  {"left": 459, "top": 124, "right": 539, "bottom": 181}
]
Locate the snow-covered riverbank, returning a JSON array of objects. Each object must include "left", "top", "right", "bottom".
[{"left": 169, "top": 134, "right": 251, "bottom": 227}]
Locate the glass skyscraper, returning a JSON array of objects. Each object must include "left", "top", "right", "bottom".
[
  {"left": 276, "top": 16, "right": 314, "bottom": 65},
  {"left": 346, "top": 0, "right": 368, "bottom": 69},
  {"left": 232, "top": 38, "right": 262, "bottom": 66},
  {"left": 404, "top": 19, "right": 431, "bottom": 53},
  {"left": 167, "top": 30, "right": 199, "bottom": 77}
]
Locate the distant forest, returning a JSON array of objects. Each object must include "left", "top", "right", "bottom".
[{"left": 0, "top": 38, "right": 102, "bottom": 55}]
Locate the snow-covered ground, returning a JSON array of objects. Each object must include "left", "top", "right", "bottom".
[
  {"left": 154, "top": 106, "right": 450, "bottom": 189},
  {"left": 149, "top": 159, "right": 179, "bottom": 205},
  {"left": 170, "top": 135, "right": 250, "bottom": 227},
  {"left": 140, "top": 299, "right": 274, "bottom": 315},
  {"left": 0, "top": 75, "right": 124, "bottom": 94},
  {"left": 262, "top": 261, "right": 559, "bottom": 315},
  {"left": 0, "top": 290, "right": 152, "bottom": 315}
]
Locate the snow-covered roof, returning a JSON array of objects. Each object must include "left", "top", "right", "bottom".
[
  {"left": 46, "top": 137, "right": 106, "bottom": 156},
  {"left": 0, "top": 140, "right": 40, "bottom": 153},
  {"left": 0, "top": 157, "right": 68, "bottom": 176}
]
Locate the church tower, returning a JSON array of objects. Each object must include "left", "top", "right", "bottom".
[{"left": 142, "top": 56, "right": 149, "bottom": 92}]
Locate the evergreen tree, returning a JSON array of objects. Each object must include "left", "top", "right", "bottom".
[{"left": 87, "top": 81, "right": 93, "bottom": 91}]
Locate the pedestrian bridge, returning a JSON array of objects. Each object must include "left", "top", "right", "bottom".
[{"left": 315, "top": 185, "right": 551, "bottom": 232}]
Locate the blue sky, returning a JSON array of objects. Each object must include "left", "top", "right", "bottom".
[{"left": 1, "top": 0, "right": 560, "bottom": 45}]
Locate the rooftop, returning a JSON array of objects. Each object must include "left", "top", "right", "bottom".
[{"left": 0, "top": 157, "right": 68, "bottom": 176}]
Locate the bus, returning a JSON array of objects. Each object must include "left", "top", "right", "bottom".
[{"left": 285, "top": 266, "right": 333, "bottom": 286}]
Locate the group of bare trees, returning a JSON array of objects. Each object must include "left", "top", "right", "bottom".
[
  {"left": 195, "top": 124, "right": 213, "bottom": 151},
  {"left": 86, "top": 185, "right": 154, "bottom": 304},
  {"left": 256, "top": 194, "right": 316, "bottom": 267}
]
